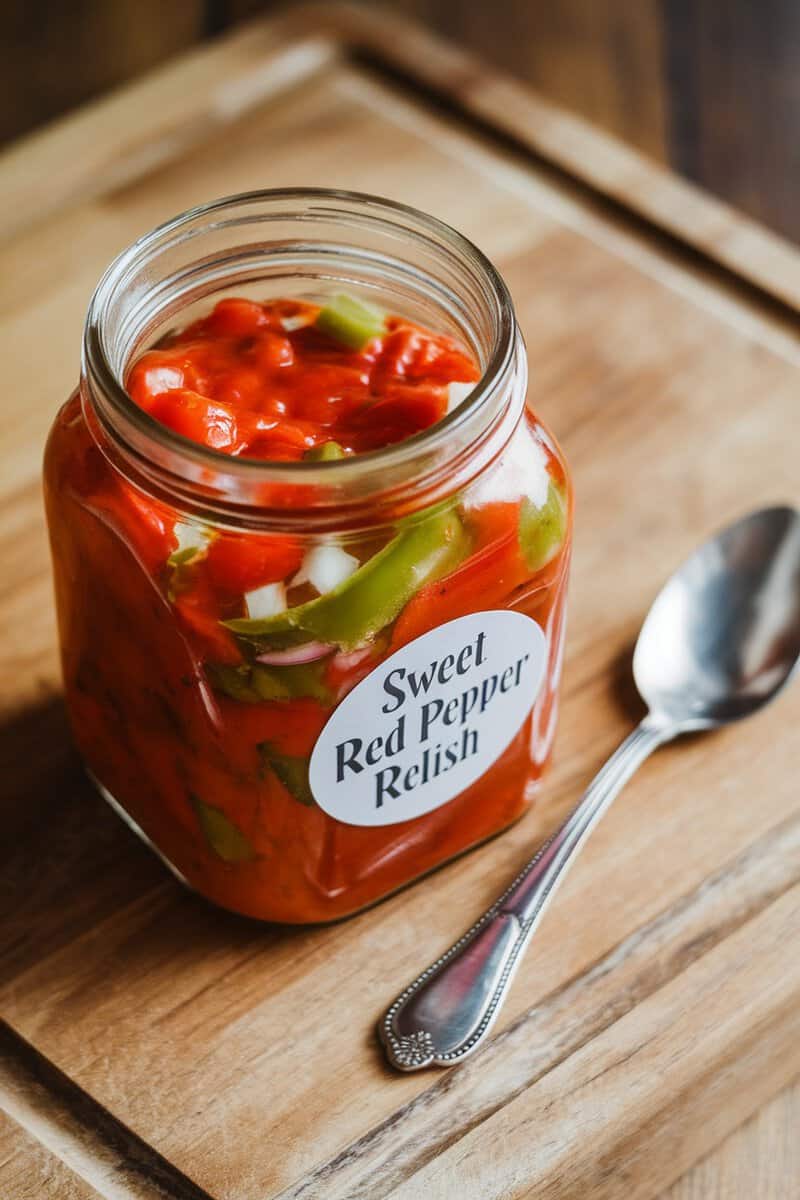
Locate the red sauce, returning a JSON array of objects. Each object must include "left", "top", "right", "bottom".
[{"left": 127, "top": 298, "right": 479, "bottom": 459}]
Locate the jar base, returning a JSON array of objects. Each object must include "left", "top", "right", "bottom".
[
  {"left": 88, "top": 768, "right": 544, "bottom": 925},
  {"left": 88, "top": 769, "right": 192, "bottom": 890}
]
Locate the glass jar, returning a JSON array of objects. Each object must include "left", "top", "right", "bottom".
[{"left": 44, "top": 190, "right": 572, "bottom": 923}]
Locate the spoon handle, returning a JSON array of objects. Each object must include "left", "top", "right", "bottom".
[{"left": 379, "top": 716, "right": 672, "bottom": 1071}]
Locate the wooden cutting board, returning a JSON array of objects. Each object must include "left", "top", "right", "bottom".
[{"left": 1, "top": 5, "right": 799, "bottom": 1198}]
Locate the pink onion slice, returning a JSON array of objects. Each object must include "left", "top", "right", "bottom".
[{"left": 255, "top": 641, "right": 334, "bottom": 667}]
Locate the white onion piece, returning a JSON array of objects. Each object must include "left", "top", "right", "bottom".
[
  {"left": 447, "top": 381, "right": 474, "bottom": 413},
  {"left": 245, "top": 582, "right": 286, "bottom": 619},
  {"left": 280, "top": 314, "right": 312, "bottom": 332},
  {"left": 465, "top": 424, "right": 550, "bottom": 509},
  {"left": 169, "top": 520, "right": 208, "bottom": 562},
  {"left": 292, "top": 544, "right": 359, "bottom": 593},
  {"left": 330, "top": 645, "right": 375, "bottom": 673},
  {"left": 145, "top": 365, "right": 185, "bottom": 392},
  {"left": 256, "top": 641, "right": 334, "bottom": 666}
]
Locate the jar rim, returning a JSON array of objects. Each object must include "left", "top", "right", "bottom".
[{"left": 82, "top": 188, "right": 520, "bottom": 528}]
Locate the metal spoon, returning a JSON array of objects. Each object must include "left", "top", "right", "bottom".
[{"left": 380, "top": 505, "right": 800, "bottom": 1071}]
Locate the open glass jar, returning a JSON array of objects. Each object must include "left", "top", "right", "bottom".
[{"left": 44, "top": 190, "right": 572, "bottom": 923}]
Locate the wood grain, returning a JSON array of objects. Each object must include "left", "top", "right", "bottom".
[
  {"left": 0, "top": 1023, "right": 212, "bottom": 1200},
  {"left": 0, "top": 1111, "right": 102, "bottom": 1200},
  {"left": 390, "top": 0, "right": 668, "bottom": 162},
  {"left": 0, "top": 8, "right": 799, "bottom": 1199},
  {"left": 2, "top": 4, "right": 800, "bottom": 314},
  {"left": 318, "top": 1, "right": 800, "bottom": 314},
  {"left": 6, "top": 1, "right": 800, "bottom": 246},
  {"left": 0, "top": 0, "right": 206, "bottom": 146},
  {"left": 663, "top": 1077, "right": 800, "bottom": 1200},
  {"left": 662, "top": 0, "right": 800, "bottom": 244},
  {"left": 278, "top": 816, "right": 800, "bottom": 1199}
]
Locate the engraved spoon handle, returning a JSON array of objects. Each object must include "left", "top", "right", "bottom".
[{"left": 380, "top": 716, "right": 673, "bottom": 1070}]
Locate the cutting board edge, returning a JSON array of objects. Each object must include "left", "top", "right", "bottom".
[{"left": 1, "top": 1, "right": 799, "bottom": 316}]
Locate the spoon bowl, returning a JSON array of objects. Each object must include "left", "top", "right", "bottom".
[{"left": 634, "top": 506, "right": 800, "bottom": 730}]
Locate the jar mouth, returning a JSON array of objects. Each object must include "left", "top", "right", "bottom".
[{"left": 82, "top": 188, "right": 520, "bottom": 530}]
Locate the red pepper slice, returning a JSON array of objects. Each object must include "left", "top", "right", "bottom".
[
  {"left": 375, "top": 325, "right": 479, "bottom": 386},
  {"left": 173, "top": 572, "right": 243, "bottom": 665},
  {"left": 149, "top": 389, "right": 240, "bottom": 452},
  {"left": 391, "top": 502, "right": 526, "bottom": 648},
  {"left": 206, "top": 533, "right": 302, "bottom": 595},
  {"left": 345, "top": 385, "right": 447, "bottom": 451},
  {"left": 87, "top": 480, "right": 176, "bottom": 573},
  {"left": 216, "top": 696, "right": 329, "bottom": 758},
  {"left": 200, "top": 297, "right": 272, "bottom": 337}
]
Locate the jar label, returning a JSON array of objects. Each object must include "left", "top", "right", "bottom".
[{"left": 309, "top": 611, "right": 547, "bottom": 827}]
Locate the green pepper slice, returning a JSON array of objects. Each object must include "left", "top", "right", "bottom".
[
  {"left": 224, "top": 508, "right": 469, "bottom": 652},
  {"left": 206, "top": 663, "right": 262, "bottom": 703},
  {"left": 190, "top": 795, "right": 254, "bottom": 862},
  {"left": 315, "top": 293, "right": 386, "bottom": 350},
  {"left": 304, "top": 441, "right": 346, "bottom": 462},
  {"left": 252, "top": 661, "right": 330, "bottom": 703},
  {"left": 259, "top": 742, "right": 314, "bottom": 806},
  {"left": 518, "top": 481, "right": 567, "bottom": 571},
  {"left": 207, "top": 660, "right": 330, "bottom": 704}
]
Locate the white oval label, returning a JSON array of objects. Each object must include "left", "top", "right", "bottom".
[{"left": 309, "top": 611, "right": 547, "bottom": 827}]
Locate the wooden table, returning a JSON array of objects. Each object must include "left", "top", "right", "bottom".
[
  {"left": 4, "top": 2, "right": 800, "bottom": 249},
  {"left": 1, "top": 6, "right": 799, "bottom": 1198}
]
